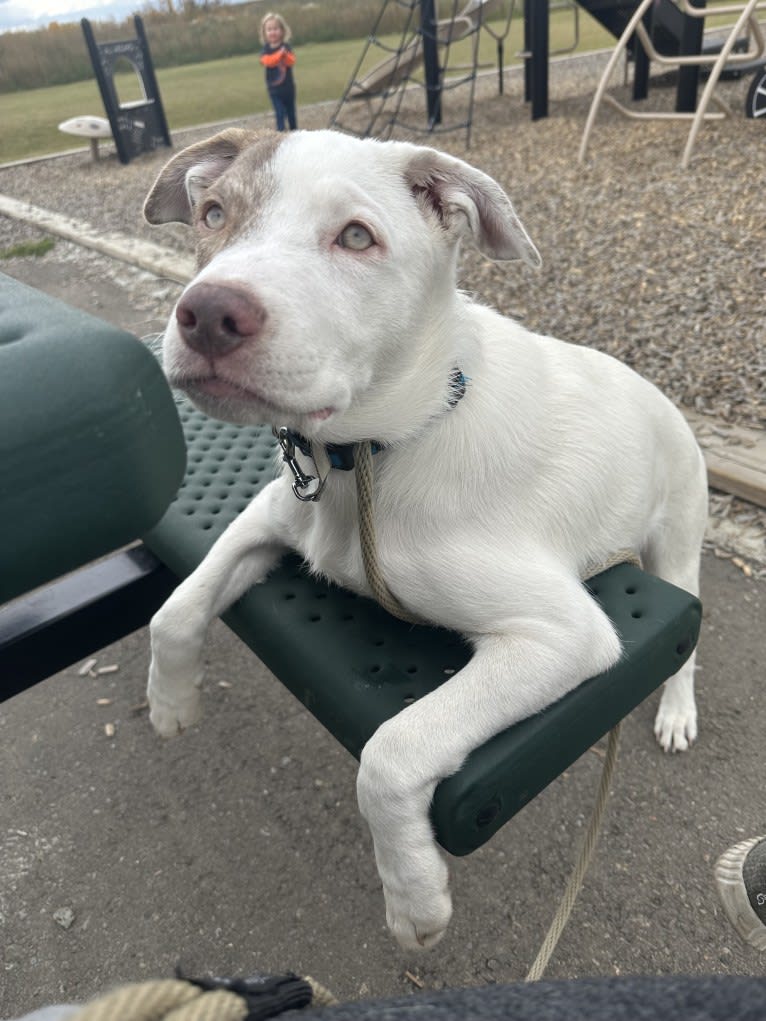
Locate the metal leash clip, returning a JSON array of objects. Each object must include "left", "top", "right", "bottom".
[{"left": 274, "top": 426, "right": 325, "bottom": 502}]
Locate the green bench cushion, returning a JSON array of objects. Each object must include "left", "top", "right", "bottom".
[
  {"left": 0, "top": 274, "right": 187, "bottom": 604},
  {"left": 145, "top": 403, "right": 702, "bottom": 856}
]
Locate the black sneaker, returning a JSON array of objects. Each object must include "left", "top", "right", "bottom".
[{"left": 715, "top": 835, "right": 766, "bottom": 951}]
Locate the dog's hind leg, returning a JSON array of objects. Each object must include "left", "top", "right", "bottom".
[{"left": 642, "top": 448, "right": 708, "bottom": 753}]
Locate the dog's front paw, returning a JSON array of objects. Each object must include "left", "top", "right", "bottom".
[
  {"left": 374, "top": 845, "right": 453, "bottom": 950},
  {"left": 654, "top": 692, "right": 697, "bottom": 753},
  {"left": 147, "top": 663, "right": 203, "bottom": 738},
  {"left": 383, "top": 879, "right": 453, "bottom": 951},
  {"left": 149, "top": 688, "right": 202, "bottom": 738}
]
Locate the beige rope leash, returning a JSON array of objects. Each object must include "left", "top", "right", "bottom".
[
  {"left": 304, "top": 977, "right": 338, "bottom": 1008},
  {"left": 69, "top": 973, "right": 337, "bottom": 1021},
  {"left": 527, "top": 550, "right": 638, "bottom": 978},
  {"left": 354, "top": 440, "right": 421, "bottom": 625},
  {"left": 584, "top": 549, "right": 643, "bottom": 580},
  {"left": 524, "top": 721, "right": 622, "bottom": 981},
  {"left": 70, "top": 980, "right": 246, "bottom": 1021}
]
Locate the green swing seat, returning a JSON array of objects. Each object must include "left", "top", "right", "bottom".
[{"left": 0, "top": 273, "right": 701, "bottom": 856}]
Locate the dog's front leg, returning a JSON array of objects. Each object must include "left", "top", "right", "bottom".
[
  {"left": 148, "top": 481, "right": 288, "bottom": 737},
  {"left": 357, "top": 587, "right": 622, "bottom": 950}
]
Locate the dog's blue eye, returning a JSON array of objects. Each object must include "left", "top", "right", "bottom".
[
  {"left": 203, "top": 204, "right": 225, "bottom": 230},
  {"left": 338, "top": 223, "right": 374, "bottom": 251}
]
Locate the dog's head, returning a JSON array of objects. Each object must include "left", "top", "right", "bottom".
[{"left": 145, "top": 129, "right": 540, "bottom": 442}]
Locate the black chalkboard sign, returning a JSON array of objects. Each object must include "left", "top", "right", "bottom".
[{"left": 81, "top": 16, "right": 172, "bottom": 165}]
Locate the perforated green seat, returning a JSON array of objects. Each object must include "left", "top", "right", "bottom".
[{"left": 144, "top": 403, "right": 702, "bottom": 856}]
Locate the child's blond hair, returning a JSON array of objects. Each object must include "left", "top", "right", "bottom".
[{"left": 259, "top": 12, "right": 292, "bottom": 45}]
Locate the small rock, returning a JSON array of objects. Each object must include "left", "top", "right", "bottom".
[{"left": 53, "top": 907, "right": 75, "bottom": 930}]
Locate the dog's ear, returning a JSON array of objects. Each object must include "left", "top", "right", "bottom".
[
  {"left": 403, "top": 148, "right": 541, "bottom": 267},
  {"left": 144, "top": 129, "right": 265, "bottom": 225}
]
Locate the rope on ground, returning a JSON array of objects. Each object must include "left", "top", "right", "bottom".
[
  {"left": 70, "top": 980, "right": 245, "bottom": 1021},
  {"left": 524, "top": 721, "right": 622, "bottom": 982},
  {"left": 68, "top": 972, "right": 335, "bottom": 1021},
  {"left": 304, "top": 977, "right": 338, "bottom": 1008}
]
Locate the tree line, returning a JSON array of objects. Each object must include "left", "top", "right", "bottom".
[{"left": 0, "top": 0, "right": 406, "bottom": 93}]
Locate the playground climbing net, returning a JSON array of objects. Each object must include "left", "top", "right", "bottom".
[{"left": 328, "top": 0, "right": 515, "bottom": 147}]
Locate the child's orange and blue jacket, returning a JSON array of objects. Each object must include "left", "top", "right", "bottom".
[{"left": 260, "top": 44, "right": 296, "bottom": 93}]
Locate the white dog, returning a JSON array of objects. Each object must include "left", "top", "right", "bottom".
[{"left": 143, "top": 128, "right": 707, "bottom": 950}]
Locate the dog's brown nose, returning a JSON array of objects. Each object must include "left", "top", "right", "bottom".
[{"left": 176, "top": 283, "right": 266, "bottom": 358}]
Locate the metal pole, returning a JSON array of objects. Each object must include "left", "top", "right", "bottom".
[
  {"left": 528, "top": 0, "right": 549, "bottom": 120},
  {"left": 420, "top": 0, "right": 442, "bottom": 126},
  {"left": 676, "top": 0, "right": 707, "bottom": 112},
  {"left": 632, "top": 2, "right": 652, "bottom": 101}
]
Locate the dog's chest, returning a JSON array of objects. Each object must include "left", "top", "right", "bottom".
[{"left": 287, "top": 472, "right": 370, "bottom": 595}]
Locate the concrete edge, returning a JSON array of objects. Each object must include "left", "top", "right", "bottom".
[{"left": 0, "top": 192, "right": 194, "bottom": 285}]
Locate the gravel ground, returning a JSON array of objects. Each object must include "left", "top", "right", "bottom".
[{"left": 1, "top": 51, "right": 764, "bottom": 568}]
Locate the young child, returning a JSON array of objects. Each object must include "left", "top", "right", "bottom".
[{"left": 259, "top": 12, "right": 297, "bottom": 132}]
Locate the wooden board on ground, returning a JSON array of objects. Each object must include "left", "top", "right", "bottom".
[{"left": 688, "top": 411, "right": 766, "bottom": 510}]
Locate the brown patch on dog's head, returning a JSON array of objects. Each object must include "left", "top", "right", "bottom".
[
  {"left": 143, "top": 128, "right": 283, "bottom": 227},
  {"left": 144, "top": 128, "right": 285, "bottom": 269}
]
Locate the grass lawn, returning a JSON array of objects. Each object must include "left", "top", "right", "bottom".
[{"left": 0, "top": 10, "right": 614, "bottom": 164}]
